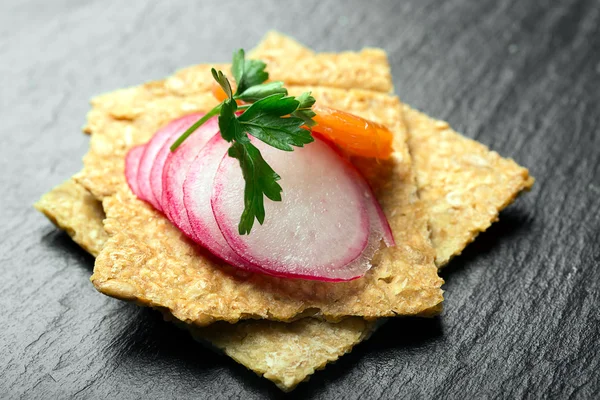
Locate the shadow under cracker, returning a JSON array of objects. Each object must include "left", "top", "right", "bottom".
[
  {"left": 110, "top": 305, "right": 285, "bottom": 397},
  {"left": 109, "top": 305, "right": 443, "bottom": 398},
  {"left": 289, "top": 317, "right": 444, "bottom": 399},
  {"left": 440, "top": 206, "right": 535, "bottom": 283},
  {"left": 39, "top": 229, "right": 95, "bottom": 271}
]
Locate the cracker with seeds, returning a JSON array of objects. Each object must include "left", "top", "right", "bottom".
[
  {"left": 35, "top": 180, "right": 107, "bottom": 257},
  {"left": 405, "top": 105, "right": 534, "bottom": 266},
  {"left": 36, "top": 33, "right": 532, "bottom": 391},
  {"left": 87, "top": 84, "right": 443, "bottom": 325}
]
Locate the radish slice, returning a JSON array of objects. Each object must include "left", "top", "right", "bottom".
[
  {"left": 211, "top": 138, "right": 373, "bottom": 281},
  {"left": 376, "top": 201, "right": 395, "bottom": 247},
  {"left": 136, "top": 117, "right": 190, "bottom": 211},
  {"left": 332, "top": 191, "right": 394, "bottom": 280},
  {"left": 149, "top": 113, "right": 207, "bottom": 211},
  {"left": 330, "top": 177, "right": 396, "bottom": 279},
  {"left": 125, "top": 145, "right": 144, "bottom": 196},
  {"left": 183, "top": 134, "right": 264, "bottom": 272},
  {"left": 359, "top": 179, "right": 395, "bottom": 248},
  {"left": 161, "top": 116, "right": 219, "bottom": 235}
]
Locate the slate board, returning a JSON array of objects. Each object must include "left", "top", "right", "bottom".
[{"left": 1, "top": 0, "right": 599, "bottom": 398}]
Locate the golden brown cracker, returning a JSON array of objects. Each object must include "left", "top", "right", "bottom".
[
  {"left": 89, "top": 85, "right": 443, "bottom": 325},
  {"left": 192, "top": 317, "right": 377, "bottom": 391},
  {"left": 250, "top": 32, "right": 393, "bottom": 93},
  {"left": 36, "top": 33, "right": 532, "bottom": 391},
  {"left": 35, "top": 179, "right": 107, "bottom": 257},
  {"left": 249, "top": 31, "right": 315, "bottom": 60},
  {"left": 404, "top": 106, "right": 534, "bottom": 266}
]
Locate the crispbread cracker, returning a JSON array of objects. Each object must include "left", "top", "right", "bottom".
[
  {"left": 36, "top": 33, "right": 533, "bottom": 391},
  {"left": 35, "top": 180, "right": 107, "bottom": 257},
  {"left": 405, "top": 106, "right": 534, "bottom": 266},
  {"left": 249, "top": 31, "right": 393, "bottom": 93},
  {"left": 89, "top": 85, "right": 443, "bottom": 325},
  {"left": 189, "top": 316, "right": 378, "bottom": 390}
]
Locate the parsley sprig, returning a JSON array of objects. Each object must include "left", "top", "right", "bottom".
[{"left": 170, "top": 49, "right": 317, "bottom": 235}]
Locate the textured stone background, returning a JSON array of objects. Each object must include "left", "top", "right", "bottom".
[{"left": 1, "top": 0, "right": 599, "bottom": 398}]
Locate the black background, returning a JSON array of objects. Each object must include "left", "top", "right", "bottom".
[{"left": 2, "top": 0, "right": 599, "bottom": 398}]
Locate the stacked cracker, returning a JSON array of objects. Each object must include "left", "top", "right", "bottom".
[{"left": 35, "top": 32, "right": 533, "bottom": 391}]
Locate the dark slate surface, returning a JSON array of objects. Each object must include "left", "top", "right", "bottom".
[{"left": 1, "top": 0, "right": 599, "bottom": 398}]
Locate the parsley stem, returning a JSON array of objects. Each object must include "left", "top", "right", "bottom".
[{"left": 170, "top": 104, "right": 222, "bottom": 151}]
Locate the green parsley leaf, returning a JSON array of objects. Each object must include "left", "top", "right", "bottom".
[
  {"left": 232, "top": 49, "right": 268, "bottom": 95},
  {"left": 236, "top": 81, "right": 287, "bottom": 102},
  {"left": 228, "top": 141, "right": 282, "bottom": 235},
  {"left": 238, "top": 93, "right": 313, "bottom": 151},
  {"left": 211, "top": 68, "right": 233, "bottom": 99},
  {"left": 295, "top": 91, "right": 316, "bottom": 109},
  {"left": 218, "top": 98, "right": 245, "bottom": 143},
  {"left": 239, "top": 93, "right": 300, "bottom": 119},
  {"left": 242, "top": 115, "right": 312, "bottom": 151},
  {"left": 292, "top": 92, "right": 317, "bottom": 127},
  {"left": 240, "top": 60, "right": 268, "bottom": 91},
  {"left": 231, "top": 49, "right": 245, "bottom": 87}
]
